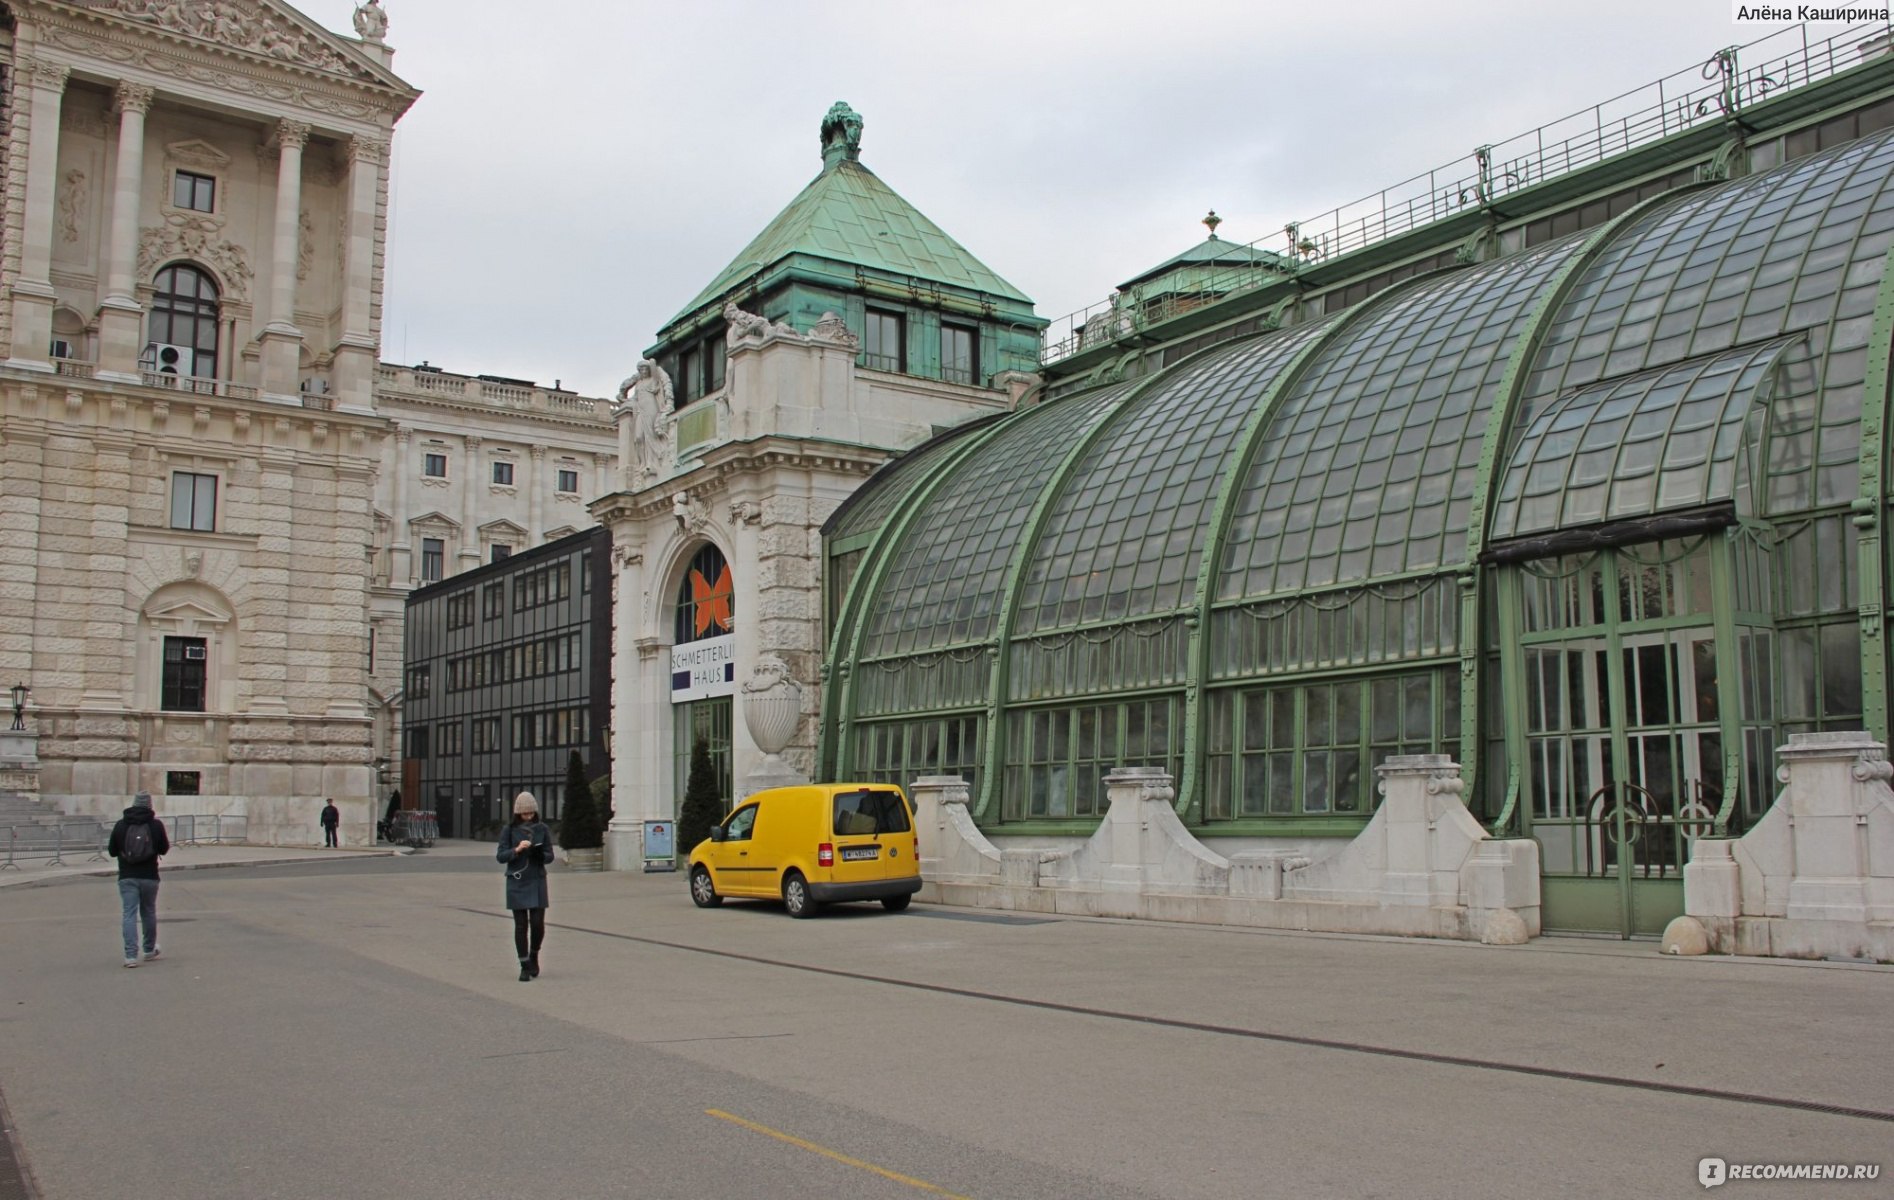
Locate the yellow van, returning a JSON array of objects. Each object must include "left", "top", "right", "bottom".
[{"left": 687, "top": 783, "right": 921, "bottom": 918}]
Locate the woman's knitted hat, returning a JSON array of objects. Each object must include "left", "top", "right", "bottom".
[{"left": 513, "top": 791, "right": 538, "bottom": 815}]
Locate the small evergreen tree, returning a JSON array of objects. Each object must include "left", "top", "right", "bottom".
[
  {"left": 677, "top": 738, "right": 724, "bottom": 857},
  {"left": 592, "top": 773, "right": 613, "bottom": 827},
  {"left": 557, "top": 750, "right": 602, "bottom": 850}
]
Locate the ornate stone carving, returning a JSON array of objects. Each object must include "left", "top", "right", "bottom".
[
  {"left": 347, "top": 135, "right": 388, "bottom": 166},
  {"left": 138, "top": 212, "right": 253, "bottom": 301},
  {"left": 113, "top": 81, "right": 156, "bottom": 115},
  {"left": 297, "top": 209, "right": 315, "bottom": 281},
  {"left": 615, "top": 360, "right": 676, "bottom": 485},
  {"left": 39, "top": 27, "right": 382, "bottom": 119},
  {"left": 22, "top": 57, "right": 72, "bottom": 91},
  {"left": 810, "top": 310, "right": 860, "bottom": 350},
  {"left": 724, "top": 301, "right": 770, "bottom": 343},
  {"left": 612, "top": 544, "right": 644, "bottom": 571},
  {"left": 57, "top": 169, "right": 87, "bottom": 244},
  {"left": 671, "top": 492, "right": 708, "bottom": 536},
  {"left": 165, "top": 139, "right": 232, "bottom": 173},
  {"left": 96, "top": 1, "right": 357, "bottom": 75},
  {"left": 352, "top": 0, "right": 388, "bottom": 42},
  {"left": 274, "top": 119, "right": 312, "bottom": 151},
  {"left": 728, "top": 500, "right": 762, "bottom": 527}
]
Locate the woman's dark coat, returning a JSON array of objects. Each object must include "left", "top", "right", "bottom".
[{"left": 498, "top": 820, "right": 554, "bottom": 909}]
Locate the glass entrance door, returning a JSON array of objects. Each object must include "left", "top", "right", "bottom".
[
  {"left": 672, "top": 696, "right": 732, "bottom": 817},
  {"left": 1513, "top": 539, "right": 1733, "bottom": 937}
]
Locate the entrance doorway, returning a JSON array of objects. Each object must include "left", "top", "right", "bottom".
[
  {"left": 673, "top": 696, "right": 732, "bottom": 816},
  {"left": 1507, "top": 537, "right": 1755, "bottom": 937}
]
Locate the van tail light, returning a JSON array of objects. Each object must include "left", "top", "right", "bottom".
[{"left": 818, "top": 842, "right": 834, "bottom": 868}]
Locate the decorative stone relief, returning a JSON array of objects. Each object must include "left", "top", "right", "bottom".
[
  {"left": 57, "top": 169, "right": 87, "bottom": 243},
  {"left": 95, "top": 1, "right": 357, "bottom": 76},
  {"left": 612, "top": 545, "right": 644, "bottom": 571},
  {"left": 728, "top": 500, "right": 762, "bottom": 527},
  {"left": 114, "top": 81, "right": 156, "bottom": 115},
  {"left": 742, "top": 656, "right": 804, "bottom": 756},
  {"left": 671, "top": 492, "right": 708, "bottom": 536},
  {"left": 724, "top": 302, "right": 770, "bottom": 343},
  {"left": 164, "top": 139, "right": 231, "bottom": 174},
  {"left": 297, "top": 209, "right": 315, "bottom": 281},
  {"left": 810, "top": 310, "right": 860, "bottom": 350},
  {"left": 138, "top": 212, "right": 253, "bottom": 301},
  {"left": 38, "top": 28, "right": 380, "bottom": 119}
]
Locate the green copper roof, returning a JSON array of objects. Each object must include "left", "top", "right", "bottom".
[
  {"left": 664, "top": 105, "right": 1035, "bottom": 330},
  {"left": 1118, "top": 232, "right": 1299, "bottom": 292}
]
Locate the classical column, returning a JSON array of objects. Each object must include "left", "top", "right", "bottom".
[
  {"left": 96, "top": 82, "right": 156, "bottom": 380},
  {"left": 390, "top": 428, "right": 413, "bottom": 585},
  {"left": 593, "top": 452, "right": 612, "bottom": 500},
  {"left": 331, "top": 135, "right": 385, "bottom": 415},
  {"left": 527, "top": 445, "right": 545, "bottom": 544},
  {"left": 459, "top": 434, "right": 482, "bottom": 566},
  {"left": 5, "top": 59, "right": 70, "bottom": 371},
  {"left": 259, "top": 118, "right": 310, "bottom": 399}
]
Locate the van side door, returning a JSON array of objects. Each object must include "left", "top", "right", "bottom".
[{"left": 716, "top": 801, "right": 767, "bottom": 897}]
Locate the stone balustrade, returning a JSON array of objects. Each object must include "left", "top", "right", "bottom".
[
  {"left": 910, "top": 755, "right": 1540, "bottom": 943},
  {"left": 374, "top": 364, "right": 608, "bottom": 422}
]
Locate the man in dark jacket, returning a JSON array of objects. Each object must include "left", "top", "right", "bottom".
[
  {"left": 108, "top": 792, "right": 170, "bottom": 968},
  {"left": 320, "top": 798, "right": 340, "bottom": 848}
]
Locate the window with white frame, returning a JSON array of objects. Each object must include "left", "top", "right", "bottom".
[
  {"left": 556, "top": 468, "right": 579, "bottom": 493},
  {"left": 421, "top": 537, "right": 444, "bottom": 583},
  {"left": 423, "top": 452, "right": 447, "bottom": 478},
  {"left": 173, "top": 170, "right": 215, "bottom": 213},
  {"left": 492, "top": 460, "right": 514, "bottom": 485}
]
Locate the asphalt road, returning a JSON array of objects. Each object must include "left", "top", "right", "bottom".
[{"left": 1, "top": 850, "right": 1888, "bottom": 1199}]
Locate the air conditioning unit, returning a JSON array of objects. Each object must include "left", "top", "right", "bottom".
[
  {"left": 48, "top": 338, "right": 72, "bottom": 359},
  {"left": 139, "top": 342, "right": 195, "bottom": 378}
]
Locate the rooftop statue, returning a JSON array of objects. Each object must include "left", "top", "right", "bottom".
[
  {"left": 820, "top": 101, "right": 863, "bottom": 167},
  {"left": 353, "top": 0, "right": 388, "bottom": 42},
  {"left": 615, "top": 359, "right": 676, "bottom": 486}
]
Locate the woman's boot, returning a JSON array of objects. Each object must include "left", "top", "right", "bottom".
[{"left": 518, "top": 958, "right": 532, "bottom": 982}]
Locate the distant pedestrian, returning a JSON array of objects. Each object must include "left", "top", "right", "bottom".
[
  {"left": 380, "top": 789, "right": 401, "bottom": 843},
  {"left": 498, "top": 791, "right": 553, "bottom": 982},
  {"left": 320, "top": 798, "right": 340, "bottom": 848},
  {"left": 109, "top": 792, "right": 170, "bottom": 968}
]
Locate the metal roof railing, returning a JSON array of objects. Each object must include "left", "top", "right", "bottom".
[{"left": 1040, "top": 21, "right": 1894, "bottom": 366}]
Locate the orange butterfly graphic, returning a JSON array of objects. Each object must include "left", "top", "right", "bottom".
[{"left": 690, "top": 564, "right": 733, "bottom": 636}]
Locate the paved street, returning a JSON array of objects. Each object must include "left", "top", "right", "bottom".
[{"left": 1, "top": 843, "right": 1888, "bottom": 1199}]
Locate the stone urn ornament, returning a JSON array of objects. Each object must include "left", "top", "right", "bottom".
[{"left": 741, "top": 656, "right": 808, "bottom": 794}]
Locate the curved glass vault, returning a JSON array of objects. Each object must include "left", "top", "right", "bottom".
[{"left": 822, "top": 127, "right": 1894, "bottom": 846}]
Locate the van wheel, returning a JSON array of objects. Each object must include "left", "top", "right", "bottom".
[
  {"left": 689, "top": 866, "right": 722, "bottom": 908},
  {"left": 783, "top": 871, "right": 817, "bottom": 919},
  {"left": 881, "top": 893, "right": 912, "bottom": 912}
]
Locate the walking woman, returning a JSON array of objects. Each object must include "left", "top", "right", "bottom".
[{"left": 498, "top": 791, "right": 553, "bottom": 981}]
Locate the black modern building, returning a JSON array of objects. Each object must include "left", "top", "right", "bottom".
[{"left": 403, "top": 527, "right": 612, "bottom": 838}]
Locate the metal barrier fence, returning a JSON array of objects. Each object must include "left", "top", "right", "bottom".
[
  {"left": 385, "top": 810, "right": 437, "bottom": 848},
  {"left": 2, "top": 822, "right": 109, "bottom": 869},
  {"left": 165, "top": 814, "right": 249, "bottom": 846}
]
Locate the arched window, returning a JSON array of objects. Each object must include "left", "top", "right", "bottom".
[
  {"left": 148, "top": 264, "right": 220, "bottom": 379},
  {"left": 673, "top": 543, "right": 733, "bottom": 644}
]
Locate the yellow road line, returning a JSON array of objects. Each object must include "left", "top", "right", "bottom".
[{"left": 705, "top": 1108, "right": 974, "bottom": 1199}]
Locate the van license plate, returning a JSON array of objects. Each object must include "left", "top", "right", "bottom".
[{"left": 841, "top": 846, "right": 880, "bottom": 861}]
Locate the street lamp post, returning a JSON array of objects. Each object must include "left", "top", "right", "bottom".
[{"left": 8, "top": 682, "right": 26, "bottom": 732}]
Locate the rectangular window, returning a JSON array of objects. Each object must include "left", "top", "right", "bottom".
[
  {"left": 864, "top": 310, "right": 904, "bottom": 372},
  {"left": 491, "top": 460, "right": 514, "bottom": 486},
  {"left": 406, "top": 665, "right": 430, "bottom": 698},
  {"left": 940, "top": 322, "right": 977, "bottom": 385},
  {"left": 446, "top": 592, "right": 475, "bottom": 630},
  {"left": 169, "top": 472, "right": 217, "bottom": 532},
  {"left": 165, "top": 770, "right": 201, "bottom": 796},
  {"left": 705, "top": 334, "right": 727, "bottom": 394},
  {"left": 406, "top": 725, "right": 430, "bottom": 759},
  {"left": 679, "top": 347, "right": 700, "bottom": 404},
  {"left": 482, "top": 582, "right": 504, "bottom": 620},
  {"left": 491, "top": 544, "right": 511, "bottom": 563},
  {"left": 556, "top": 468, "right": 579, "bottom": 494},
  {"left": 160, "top": 636, "right": 208, "bottom": 712},
  {"left": 436, "top": 721, "right": 462, "bottom": 758},
  {"left": 423, "top": 452, "right": 447, "bottom": 478},
  {"left": 173, "top": 170, "right": 215, "bottom": 213},
  {"left": 421, "top": 538, "right": 444, "bottom": 583},
  {"left": 472, "top": 717, "right": 500, "bottom": 754}
]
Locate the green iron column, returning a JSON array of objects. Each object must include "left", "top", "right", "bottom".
[{"left": 1851, "top": 242, "right": 1894, "bottom": 745}]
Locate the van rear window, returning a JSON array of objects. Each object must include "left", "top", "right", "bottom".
[{"left": 832, "top": 790, "right": 910, "bottom": 836}]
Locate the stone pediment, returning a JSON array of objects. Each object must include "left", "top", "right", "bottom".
[
  {"left": 408, "top": 511, "right": 460, "bottom": 534},
  {"left": 478, "top": 519, "right": 528, "bottom": 540},
  {"left": 146, "top": 597, "right": 231, "bottom": 624},
  {"left": 78, "top": 1, "right": 400, "bottom": 88},
  {"left": 165, "top": 139, "right": 232, "bottom": 171}
]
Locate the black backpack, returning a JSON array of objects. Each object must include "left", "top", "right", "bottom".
[{"left": 121, "top": 822, "right": 155, "bottom": 865}]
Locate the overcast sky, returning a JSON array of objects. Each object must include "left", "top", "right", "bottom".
[{"left": 291, "top": 1, "right": 1839, "bottom": 398}]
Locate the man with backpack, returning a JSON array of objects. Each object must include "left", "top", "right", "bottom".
[{"left": 109, "top": 792, "right": 170, "bottom": 968}]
